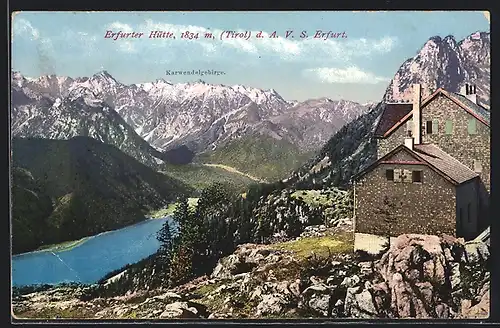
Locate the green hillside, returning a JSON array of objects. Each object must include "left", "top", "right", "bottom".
[
  {"left": 196, "top": 134, "right": 313, "bottom": 182},
  {"left": 11, "top": 136, "right": 192, "bottom": 254},
  {"left": 160, "top": 163, "right": 257, "bottom": 193}
]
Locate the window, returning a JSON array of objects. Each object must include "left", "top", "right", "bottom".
[
  {"left": 386, "top": 169, "right": 394, "bottom": 181},
  {"left": 412, "top": 171, "right": 422, "bottom": 183},
  {"left": 468, "top": 118, "right": 477, "bottom": 134},
  {"left": 432, "top": 119, "right": 439, "bottom": 134},
  {"left": 474, "top": 160, "right": 482, "bottom": 173},
  {"left": 393, "top": 169, "right": 402, "bottom": 182},
  {"left": 467, "top": 203, "right": 471, "bottom": 223},
  {"left": 459, "top": 208, "right": 463, "bottom": 227},
  {"left": 402, "top": 169, "right": 413, "bottom": 183},
  {"left": 445, "top": 120, "right": 453, "bottom": 135},
  {"left": 426, "top": 121, "right": 433, "bottom": 134}
]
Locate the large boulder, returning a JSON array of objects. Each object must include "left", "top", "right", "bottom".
[
  {"left": 211, "top": 244, "right": 277, "bottom": 279},
  {"left": 159, "top": 301, "right": 208, "bottom": 319},
  {"left": 344, "top": 234, "right": 490, "bottom": 319}
]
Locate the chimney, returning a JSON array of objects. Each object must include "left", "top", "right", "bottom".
[
  {"left": 460, "top": 84, "right": 469, "bottom": 96},
  {"left": 412, "top": 84, "right": 421, "bottom": 144},
  {"left": 405, "top": 137, "right": 414, "bottom": 150},
  {"left": 467, "top": 84, "right": 478, "bottom": 104}
]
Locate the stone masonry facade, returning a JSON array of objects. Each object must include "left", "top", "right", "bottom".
[
  {"left": 420, "top": 94, "right": 490, "bottom": 192},
  {"left": 378, "top": 94, "right": 490, "bottom": 191},
  {"left": 355, "top": 148, "right": 457, "bottom": 237},
  {"left": 376, "top": 125, "right": 408, "bottom": 160}
]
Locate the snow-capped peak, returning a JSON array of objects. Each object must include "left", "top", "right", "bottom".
[{"left": 91, "top": 70, "right": 120, "bottom": 86}]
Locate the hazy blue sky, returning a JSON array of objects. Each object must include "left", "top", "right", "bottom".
[{"left": 11, "top": 11, "right": 489, "bottom": 103}]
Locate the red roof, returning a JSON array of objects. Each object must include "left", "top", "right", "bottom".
[{"left": 374, "top": 103, "right": 413, "bottom": 137}]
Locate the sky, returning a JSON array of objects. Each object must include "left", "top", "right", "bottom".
[{"left": 11, "top": 11, "right": 490, "bottom": 103}]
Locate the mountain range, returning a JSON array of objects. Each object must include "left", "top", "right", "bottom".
[{"left": 11, "top": 70, "right": 372, "bottom": 174}]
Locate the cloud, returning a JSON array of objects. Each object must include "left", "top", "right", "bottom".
[
  {"left": 104, "top": 22, "right": 138, "bottom": 53},
  {"left": 13, "top": 18, "right": 57, "bottom": 74},
  {"left": 58, "top": 30, "right": 99, "bottom": 56},
  {"left": 12, "top": 18, "right": 40, "bottom": 40},
  {"left": 303, "top": 66, "right": 390, "bottom": 84},
  {"left": 104, "top": 19, "right": 397, "bottom": 62},
  {"left": 13, "top": 18, "right": 398, "bottom": 65},
  {"left": 108, "top": 22, "right": 134, "bottom": 33}
]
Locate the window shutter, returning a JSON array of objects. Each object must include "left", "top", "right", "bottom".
[
  {"left": 412, "top": 171, "right": 422, "bottom": 183},
  {"left": 474, "top": 160, "right": 482, "bottom": 173},
  {"left": 432, "top": 120, "right": 439, "bottom": 134},
  {"left": 445, "top": 121, "right": 453, "bottom": 134},
  {"left": 386, "top": 169, "right": 394, "bottom": 181},
  {"left": 402, "top": 169, "right": 413, "bottom": 183},
  {"left": 426, "top": 121, "right": 432, "bottom": 134},
  {"left": 393, "top": 169, "right": 402, "bottom": 182},
  {"left": 468, "top": 119, "right": 477, "bottom": 134}
]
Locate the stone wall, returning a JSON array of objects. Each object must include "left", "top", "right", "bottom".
[
  {"left": 354, "top": 149, "right": 456, "bottom": 237},
  {"left": 420, "top": 94, "right": 490, "bottom": 192},
  {"left": 376, "top": 125, "right": 408, "bottom": 159}
]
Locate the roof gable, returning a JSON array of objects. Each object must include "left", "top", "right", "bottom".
[
  {"left": 378, "top": 88, "right": 490, "bottom": 139},
  {"left": 420, "top": 88, "right": 490, "bottom": 127},
  {"left": 354, "top": 143, "right": 478, "bottom": 185},
  {"left": 443, "top": 92, "right": 490, "bottom": 126},
  {"left": 353, "top": 145, "right": 423, "bottom": 180}
]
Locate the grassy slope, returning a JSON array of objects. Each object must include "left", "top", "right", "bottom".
[
  {"left": 160, "top": 163, "right": 257, "bottom": 193},
  {"left": 148, "top": 197, "right": 199, "bottom": 218},
  {"left": 11, "top": 136, "right": 192, "bottom": 254},
  {"left": 274, "top": 231, "right": 354, "bottom": 259},
  {"left": 35, "top": 237, "right": 90, "bottom": 253},
  {"left": 195, "top": 134, "right": 313, "bottom": 182}
]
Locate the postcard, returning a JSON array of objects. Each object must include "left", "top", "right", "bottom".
[{"left": 10, "top": 10, "right": 490, "bottom": 320}]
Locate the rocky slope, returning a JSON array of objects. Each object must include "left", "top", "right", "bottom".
[
  {"left": 263, "top": 98, "right": 373, "bottom": 151},
  {"left": 11, "top": 136, "right": 191, "bottom": 254},
  {"left": 12, "top": 232, "right": 489, "bottom": 319},
  {"left": 286, "top": 103, "right": 383, "bottom": 189},
  {"left": 384, "top": 32, "right": 490, "bottom": 107}
]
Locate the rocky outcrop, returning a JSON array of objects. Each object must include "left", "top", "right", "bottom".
[
  {"left": 344, "top": 234, "right": 490, "bottom": 319},
  {"left": 12, "top": 233, "right": 489, "bottom": 320}
]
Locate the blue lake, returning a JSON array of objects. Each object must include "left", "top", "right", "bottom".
[{"left": 12, "top": 217, "right": 172, "bottom": 287}]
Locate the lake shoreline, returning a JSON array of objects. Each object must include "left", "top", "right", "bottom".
[
  {"left": 12, "top": 216, "right": 172, "bottom": 258},
  {"left": 13, "top": 217, "right": 172, "bottom": 287}
]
